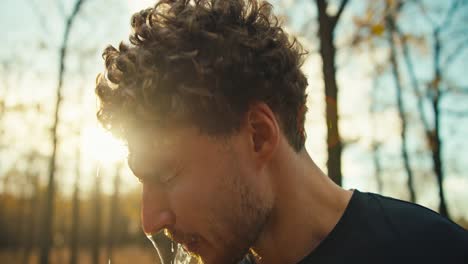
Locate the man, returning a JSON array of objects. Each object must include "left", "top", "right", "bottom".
[{"left": 95, "top": 0, "right": 468, "bottom": 263}]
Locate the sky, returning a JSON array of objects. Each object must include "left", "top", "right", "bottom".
[{"left": 1, "top": 0, "right": 467, "bottom": 220}]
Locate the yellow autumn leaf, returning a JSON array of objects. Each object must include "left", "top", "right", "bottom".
[{"left": 371, "top": 24, "right": 385, "bottom": 36}]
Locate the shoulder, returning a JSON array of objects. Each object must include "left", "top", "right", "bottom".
[
  {"left": 360, "top": 191, "right": 468, "bottom": 258},
  {"left": 365, "top": 191, "right": 463, "bottom": 231}
]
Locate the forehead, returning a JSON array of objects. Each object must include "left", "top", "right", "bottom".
[
  {"left": 126, "top": 126, "right": 197, "bottom": 175},
  {"left": 126, "top": 125, "right": 234, "bottom": 157},
  {"left": 127, "top": 126, "right": 193, "bottom": 152},
  {"left": 126, "top": 126, "right": 239, "bottom": 177}
]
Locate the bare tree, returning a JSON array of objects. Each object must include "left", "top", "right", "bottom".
[
  {"left": 315, "top": 0, "right": 350, "bottom": 186},
  {"left": 0, "top": 59, "right": 12, "bottom": 238},
  {"left": 406, "top": 0, "right": 467, "bottom": 218},
  {"left": 385, "top": 1, "right": 416, "bottom": 202},
  {"left": 91, "top": 166, "right": 103, "bottom": 264},
  {"left": 69, "top": 137, "right": 81, "bottom": 264},
  {"left": 39, "top": 0, "right": 87, "bottom": 263},
  {"left": 369, "top": 75, "right": 384, "bottom": 194},
  {"left": 349, "top": 0, "right": 468, "bottom": 215},
  {"left": 21, "top": 166, "right": 41, "bottom": 264},
  {"left": 16, "top": 156, "right": 38, "bottom": 260},
  {"left": 106, "top": 163, "right": 123, "bottom": 263}
]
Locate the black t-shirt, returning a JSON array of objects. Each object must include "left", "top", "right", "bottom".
[
  {"left": 297, "top": 190, "right": 468, "bottom": 264},
  {"left": 240, "top": 190, "right": 468, "bottom": 264}
]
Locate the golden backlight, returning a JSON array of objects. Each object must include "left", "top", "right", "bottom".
[{"left": 81, "top": 124, "right": 128, "bottom": 166}]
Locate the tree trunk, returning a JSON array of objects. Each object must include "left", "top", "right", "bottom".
[
  {"left": 39, "top": 1, "right": 86, "bottom": 263},
  {"left": 431, "top": 29, "right": 449, "bottom": 218},
  {"left": 385, "top": 11, "right": 416, "bottom": 202},
  {"left": 91, "top": 167, "right": 102, "bottom": 264},
  {"left": 15, "top": 181, "right": 27, "bottom": 261},
  {"left": 397, "top": 3, "right": 452, "bottom": 217},
  {"left": 107, "top": 164, "right": 122, "bottom": 262},
  {"left": 397, "top": 29, "right": 430, "bottom": 132},
  {"left": 22, "top": 172, "right": 40, "bottom": 264},
  {"left": 370, "top": 77, "right": 383, "bottom": 194},
  {"left": 17, "top": 170, "right": 35, "bottom": 260},
  {"left": 69, "top": 155, "right": 81, "bottom": 264},
  {"left": 316, "top": 0, "right": 349, "bottom": 186}
]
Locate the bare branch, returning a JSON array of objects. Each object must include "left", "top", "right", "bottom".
[
  {"left": 443, "top": 109, "right": 468, "bottom": 117},
  {"left": 395, "top": 24, "right": 431, "bottom": 132},
  {"left": 442, "top": 37, "right": 468, "bottom": 69},
  {"left": 417, "top": 1, "right": 436, "bottom": 28},
  {"left": 418, "top": 0, "right": 461, "bottom": 32},
  {"left": 332, "top": 0, "right": 350, "bottom": 28},
  {"left": 438, "top": 0, "right": 461, "bottom": 31},
  {"left": 334, "top": 0, "right": 349, "bottom": 23},
  {"left": 445, "top": 28, "right": 468, "bottom": 40}
]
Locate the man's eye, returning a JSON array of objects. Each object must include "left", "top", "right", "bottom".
[
  {"left": 158, "top": 172, "right": 177, "bottom": 184},
  {"left": 160, "top": 165, "right": 184, "bottom": 184},
  {"left": 137, "top": 171, "right": 177, "bottom": 185}
]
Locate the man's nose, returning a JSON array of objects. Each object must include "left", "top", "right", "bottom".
[{"left": 141, "top": 184, "right": 175, "bottom": 234}]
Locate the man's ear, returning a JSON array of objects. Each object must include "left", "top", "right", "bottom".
[{"left": 245, "top": 102, "right": 280, "bottom": 166}]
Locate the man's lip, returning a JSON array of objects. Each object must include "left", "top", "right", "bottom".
[
  {"left": 168, "top": 230, "right": 202, "bottom": 253},
  {"left": 181, "top": 239, "right": 199, "bottom": 253}
]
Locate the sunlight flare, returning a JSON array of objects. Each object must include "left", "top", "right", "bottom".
[{"left": 81, "top": 124, "right": 128, "bottom": 166}]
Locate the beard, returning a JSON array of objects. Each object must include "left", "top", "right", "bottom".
[{"left": 201, "top": 163, "right": 273, "bottom": 264}]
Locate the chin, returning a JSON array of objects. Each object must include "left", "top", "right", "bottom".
[{"left": 199, "top": 249, "right": 248, "bottom": 264}]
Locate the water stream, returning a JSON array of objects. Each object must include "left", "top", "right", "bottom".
[{"left": 147, "top": 231, "right": 200, "bottom": 264}]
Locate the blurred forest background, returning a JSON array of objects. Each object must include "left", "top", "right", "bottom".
[{"left": 1, "top": 0, "right": 467, "bottom": 263}]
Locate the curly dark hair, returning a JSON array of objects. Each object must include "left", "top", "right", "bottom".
[{"left": 96, "top": 0, "right": 308, "bottom": 151}]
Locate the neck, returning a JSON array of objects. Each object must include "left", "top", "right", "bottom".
[{"left": 250, "top": 148, "right": 352, "bottom": 264}]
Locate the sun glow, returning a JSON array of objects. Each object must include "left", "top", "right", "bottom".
[{"left": 81, "top": 124, "right": 128, "bottom": 166}]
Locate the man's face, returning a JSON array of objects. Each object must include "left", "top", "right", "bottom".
[{"left": 127, "top": 126, "right": 273, "bottom": 264}]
